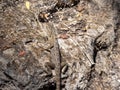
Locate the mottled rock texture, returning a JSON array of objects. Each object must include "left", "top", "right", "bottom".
[{"left": 0, "top": 0, "right": 120, "bottom": 90}]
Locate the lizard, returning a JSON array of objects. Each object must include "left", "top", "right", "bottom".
[
  {"left": 50, "top": 26, "right": 61, "bottom": 90},
  {"left": 25, "top": 1, "right": 61, "bottom": 88}
]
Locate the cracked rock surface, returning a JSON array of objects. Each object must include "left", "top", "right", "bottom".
[{"left": 0, "top": 0, "right": 120, "bottom": 90}]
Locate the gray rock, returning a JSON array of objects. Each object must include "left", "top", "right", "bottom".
[{"left": 0, "top": 0, "right": 120, "bottom": 90}]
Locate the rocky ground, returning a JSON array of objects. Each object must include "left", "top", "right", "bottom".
[{"left": 0, "top": 0, "right": 120, "bottom": 90}]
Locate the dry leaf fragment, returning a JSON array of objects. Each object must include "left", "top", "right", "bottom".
[
  {"left": 18, "top": 51, "right": 26, "bottom": 56},
  {"left": 59, "top": 34, "right": 69, "bottom": 39},
  {"left": 25, "top": 1, "right": 30, "bottom": 10}
]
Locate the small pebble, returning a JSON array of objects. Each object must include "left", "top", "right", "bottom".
[{"left": 3, "top": 48, "right": 15, "bottom": 56}]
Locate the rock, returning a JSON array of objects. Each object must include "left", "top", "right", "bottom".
[
  {"left": 0, "top": 0, "right": 120, "bottom": 90},
  {"left": 3, "top": 48, "right": 15, "bottom": 56}
]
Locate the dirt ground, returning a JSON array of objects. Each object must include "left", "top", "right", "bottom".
[{"left": 0, "top": 0, "right": 120, "bottom": 90}]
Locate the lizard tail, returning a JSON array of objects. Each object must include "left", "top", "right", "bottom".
[{"left": 56, "top": 75, "right": 61, "bottom": 90}]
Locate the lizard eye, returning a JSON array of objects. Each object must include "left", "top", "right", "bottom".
[{"left": 38, "top": 12, "right": 50, "bottom": 22}]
